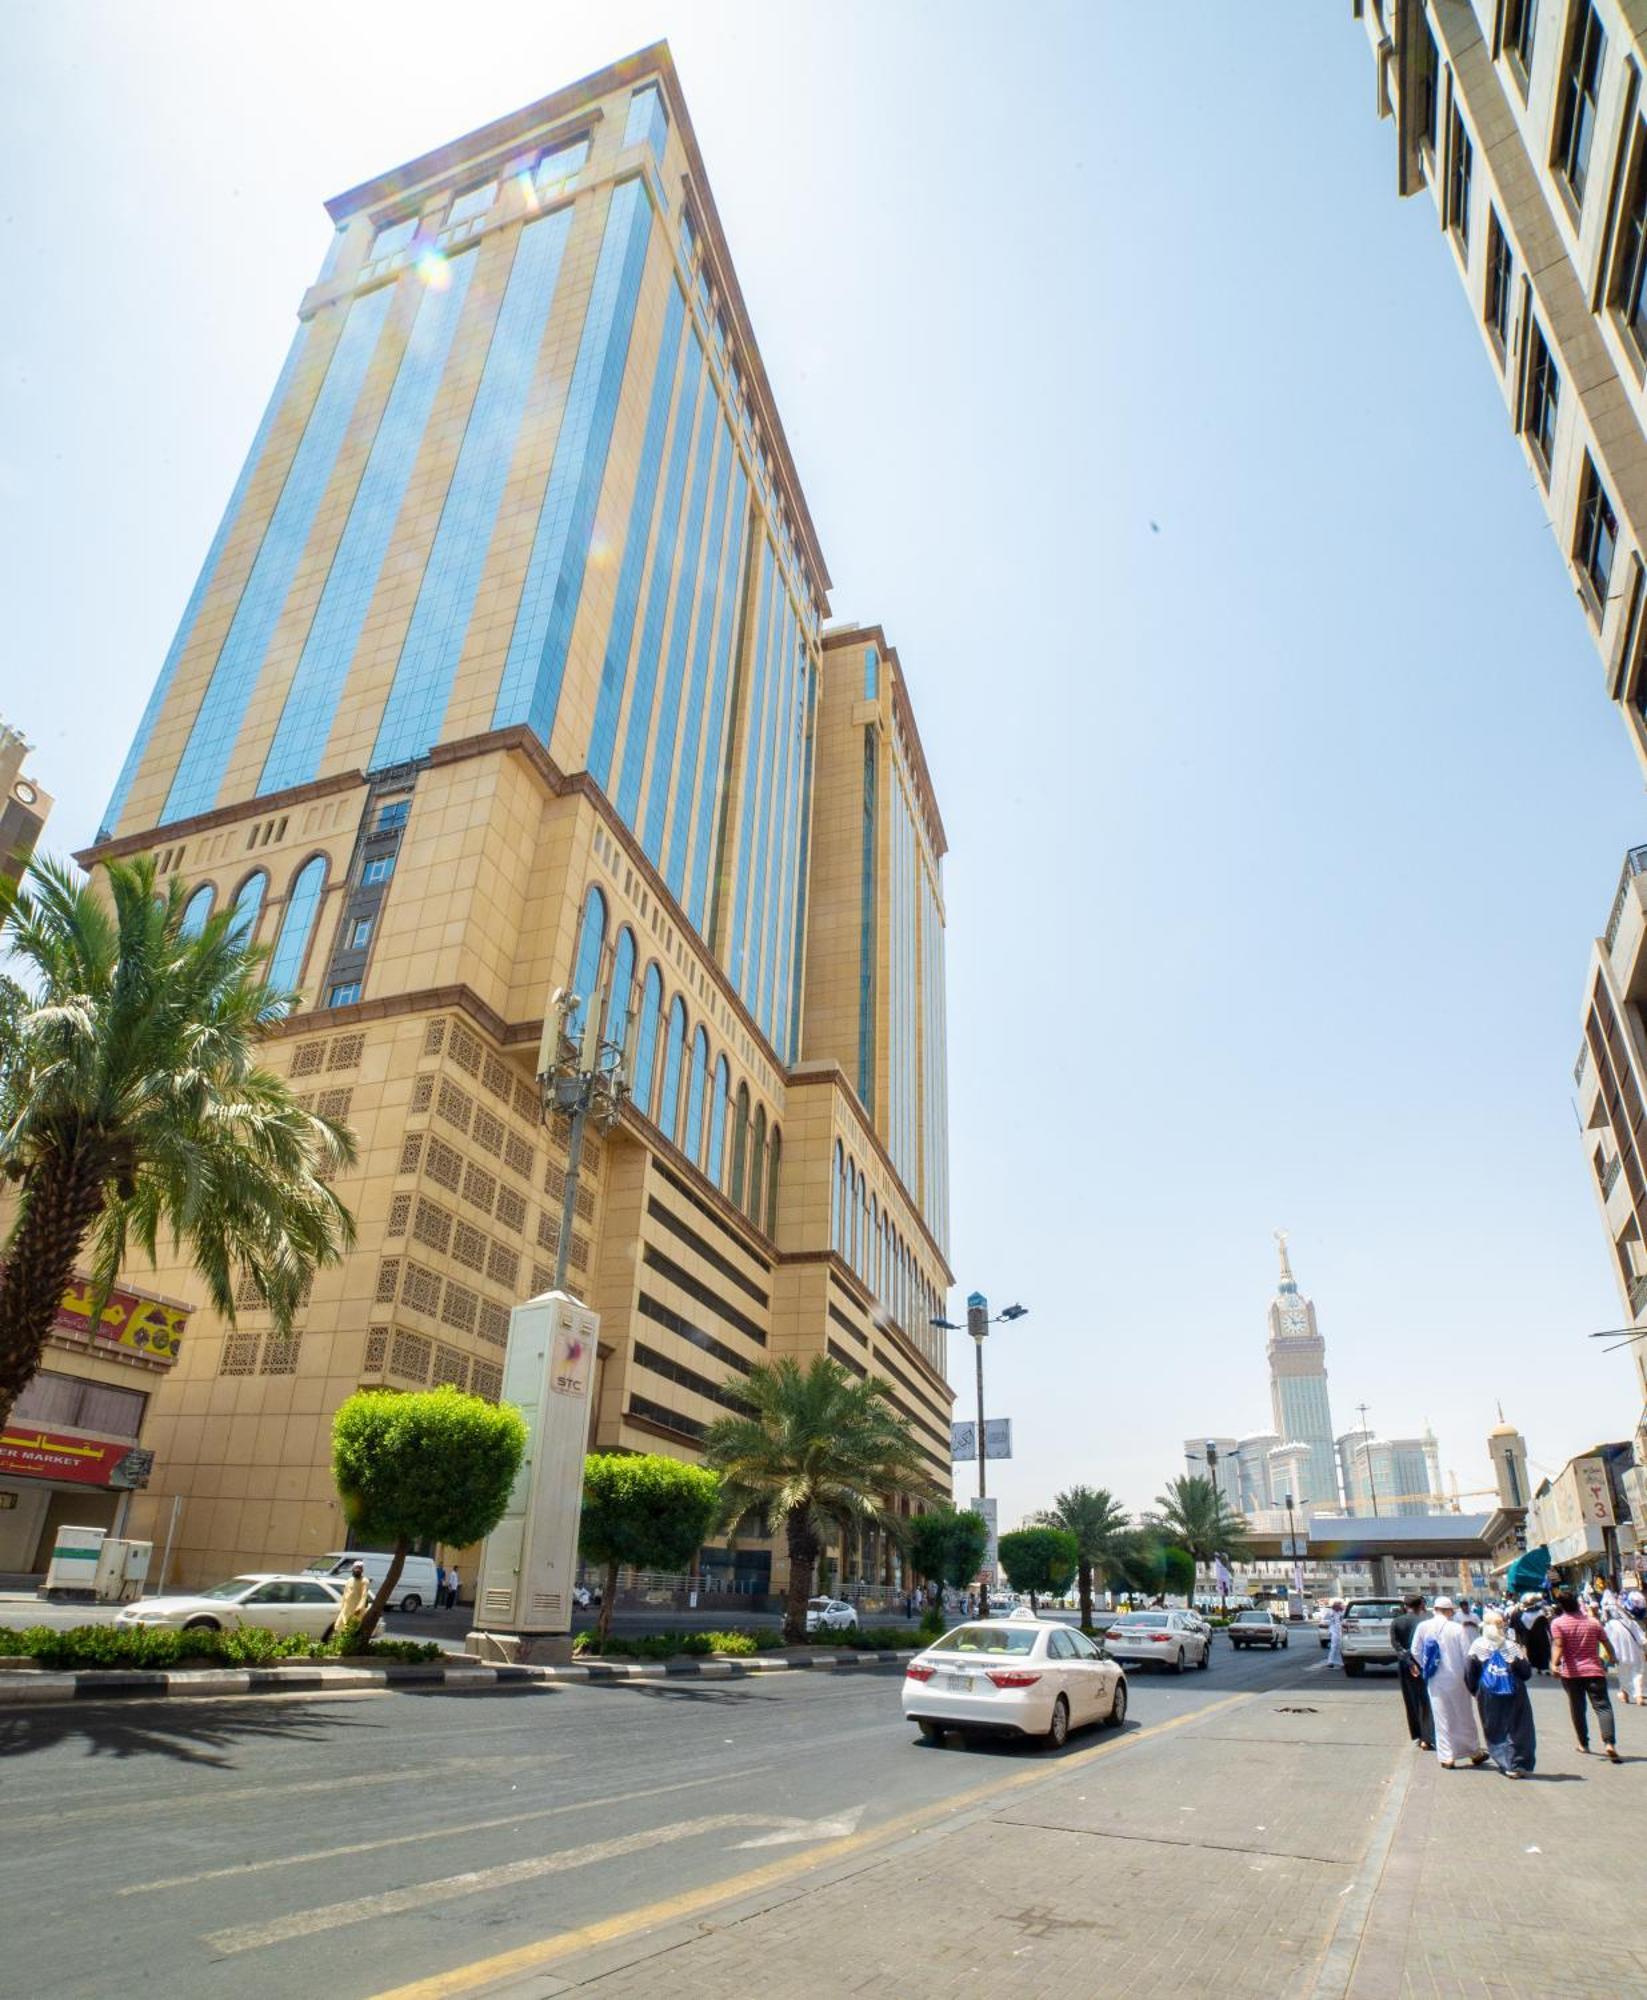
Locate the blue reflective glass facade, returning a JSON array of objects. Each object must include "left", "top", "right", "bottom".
[
  {"left": 663, "top": 411, "right": 735, "bottom": 904},
  {"left": 163, "top": 288, "right": 396, "bottom": 825},
  {"left": 684, "top": 1027, "right": 708, "bottom": 1161},
  {"left": 684, "top": 467, "right": 749, "bottom": 934},
  {"left": 658, "top": 997, "right": 686, "bottom": 1141},
  {"left": 228, "top": 871, "right": 267, "bottom": 945},
  {"left": 259, "top": 252, "right": 478, "bottom": 794},
  {"left": 491, "top": 178, "right": 654, "bottom": 749},
  {"left": 568, "top": 886, "right": 607, "bottom": 1045},
  {"left": 857, "top": 730, "right": 877, "bottom": 1109},
  {"left": 726, "top": 541, "right": 776, "bottom": 991},
  {"left": 268, "top": 856, "right": 328, "bottom": 992},
  {"left": 180, "top": 884, "right": 215, "bottom": 938},
  {"left": 706, "top": 1056, "right": 729, "bottom": 1188},
  {"left": 623, "top": 83, "right": 669, "bottom": 164},
  {"left": 614, "top": 335, "right": 705, "bottom": 827},
  {"left": 632, "top": 964, "right": 663, "bottom": 1112},
  {"left": 371, "top": 208, "right": 575, "bottom": 769},
  {"left": 587, "top": 284, "right": 687, "bottom": 790},
  {"left": 100, "top": 327, "right": 311, "bottom": 840}
]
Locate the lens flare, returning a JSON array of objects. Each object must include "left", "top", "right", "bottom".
[{"left": 417, "top": 249, "right": 452, "bottom": 289}]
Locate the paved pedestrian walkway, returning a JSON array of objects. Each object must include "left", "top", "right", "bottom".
[{"left": 504, "top": 1673, "right": 1646, "bottom": 1999}]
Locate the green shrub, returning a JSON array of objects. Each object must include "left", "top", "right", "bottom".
[
  {"left": 918, "top": 1606, "right": 947, "bottom": 1641},
  {"left": 702, "top": 1630, "right": 757, "bottom": 1656},
  {"left": 0, "top": 1623, "right": 441, "bottom": 1672}
]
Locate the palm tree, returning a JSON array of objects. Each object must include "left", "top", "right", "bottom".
[
  {"left": 1151, "top": 1474, "right": 1251, "bottom": 1597},
  {"left": 1036, "top": 1485, "right": 1131, "bottom": 1629},
  {"left": 0, "top": 855, "right": 357, "bottom": 1426},
  {"left": 702, "top": 1354, "right": 936, "bottom": 1643}
]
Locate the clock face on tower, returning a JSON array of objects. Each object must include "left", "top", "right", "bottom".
[{"left": 1281, "top": 1305, "right": 1309, "bottom": 1338}]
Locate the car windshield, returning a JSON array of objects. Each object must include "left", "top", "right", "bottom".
[
  {"left": 1347, "top": 1601, "right": 1401, "bottom": 1621},
  {"left": 934, "top": 1625, "right": 1038, "bottom": 1656},
  {"left": 1110, "top": 1613, "right": 1169, "bottom": 1627},
  {"left": 198, "top": 1577, "right": 261, "bottom": 1600},
  {"left": 1234, "top": 1612, "right": 1266, "bottom": 1624}
]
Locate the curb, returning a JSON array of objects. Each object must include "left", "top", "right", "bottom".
[{"left": 0, "top": 1648, "right": 917, "bottom": 1707}]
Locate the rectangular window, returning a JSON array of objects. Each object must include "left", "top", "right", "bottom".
[
  {"left": 1613, "top": 122, "right": 1647, "bottom": 358},
  {"left": 1447, "top": 105, "right": 1473, "bottom": 246},
  {"left": 1416, "top": 21, "right": 1440, "bottom": 155},
  {"left": 362, "top": 855, "right": 395, "bottom": 885},
  {"left": 623, "top": 82, "right": 669, "bottom": 165},
  {"left": 1485, "top": 210, "right": 1513, "bottom": 355},
  {"left": 1575, "top": 453, "right": 1619, "bottom": 613},
  {"left": 1503, "top": 0, "right": 1537, "bottom": 89},
  {"left": 445, "top": 181, "right": 496, "bottom": 229},
  {"left": 533, "top": 138, "right": 588, "bottom": 200},
  {"left": 1554, "top": 1, "right": 1606, "bottom": 207},
  {"left": 327, "top": 981, "right": 362, "bottom": 1009},
  {"left": 348, "top": 917, "right": 373, "bottom": 950},
  {"left": 375, "top": 800, "right": 410, "bottom": 832},
  {"left": 1524, "top": 321, "right": 1560, "bottom": 475}
]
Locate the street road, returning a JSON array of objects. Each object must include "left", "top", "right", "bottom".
[{"left": 0, "top": 1632, "right": 1331, "bottom": 1999}]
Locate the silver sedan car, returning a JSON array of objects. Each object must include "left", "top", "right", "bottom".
[
  {"left": 1101, "top": 1609, "right": 1212, "bottom": 1672},
  {"left": 902, "top": 1612, "right": 1127, "bottom": 1747}
]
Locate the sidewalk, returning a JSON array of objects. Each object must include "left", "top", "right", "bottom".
[{"left": 498, "top": 1674, "right": 1646, "bottom": 1999}]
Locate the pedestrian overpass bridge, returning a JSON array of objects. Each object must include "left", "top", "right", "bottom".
[{"left": 1236, "top": 1511, "right": 1525, "bottom": 1592}]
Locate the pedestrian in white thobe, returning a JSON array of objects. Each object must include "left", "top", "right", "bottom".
[
  {"left": 1604, "top": 1608, "right": 1645, "bottom": 1704},
  {"left": 1414, "top": 1596, "right": 1486, "bottom": 1768},
  {"left": 1326, "top": 1603, "right": 1344, "bottom": 1669}
]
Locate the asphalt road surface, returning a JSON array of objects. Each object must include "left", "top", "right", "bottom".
[{"left": 0, "top": 1632, "right": 1347, "bottom": 2000}]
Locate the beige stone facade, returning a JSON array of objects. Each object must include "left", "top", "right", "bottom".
[
  {"left": 1357, "top": 0, "right": 1647, "bottom": 768},
  {"left": 75, "top": 46, "right": 954, "bottom": 1592}
]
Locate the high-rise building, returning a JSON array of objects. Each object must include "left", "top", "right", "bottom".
[
  {"left": 0, "top": 722, "right": 52, "bottom": 901},
  {"left": 1488, "top": 1415, "right": 1532, "bottom": 1512},
  {"left": 1352, "top": 3, "right": 1647, "bottom": 769},
  {"left": 1338, "top": 1432, "right": 1442, "bottom": 1517},
  {"left": 75, "top": 45, "right": 954, "bottom": 1591},
  {"left": 1266, "top": 1234, "right": 1340, "bottom": 1508},
  {"left": 1181, "top": 1436, "right": 1242, "bottom": 1510}
]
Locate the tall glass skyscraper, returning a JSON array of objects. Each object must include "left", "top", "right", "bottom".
[
  {"left": 1265, "top": 1234, "right": 1340, "bottom": 1510},
  {"left": 80, "top": 46, "right": 953, "bottom": 1593}
]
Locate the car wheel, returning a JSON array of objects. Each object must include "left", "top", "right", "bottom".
[
  {"left": 1283, "top": 1636, "right": 1289, "bottom": 1649},
  {"left": 1174, "top": 1648, "right": 1186, "bottom": 1674},
  {"left": 1045, "top": 1695, "right": 1070, "bottom": 1749},
  {"left": 398, "top": 1594, "right": 422, "bottom": 1613},
  {"left": 183, "top": 1617, "right": 220, "bottom": 1632},
  {"left": 1198, "top": 1644, "right": 1210, "bottom": 1670},
  {"left": 915, "top": 1718, "right": 945, "bottom": 1745},
  {"left": 1108, "top": 1679, "right": 1128, "bottom": 1728}
]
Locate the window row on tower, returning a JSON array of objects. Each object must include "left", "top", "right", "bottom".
[{"left": 829, "top": 1138, "right": 944, "bottom": 1376}]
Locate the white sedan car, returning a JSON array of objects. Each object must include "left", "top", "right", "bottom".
[
  {"left": 805, "top": 1596, "right": 859, "bottom": 1633},
  {"left": 902, "top": 1612, "right": 1127, "bottom": 1747},
  {"left": 1101, "top": 1609, "right": 1212, "bottom": 1672},
  {"left": 116, "top": 1573, "right": 344, "bottom": 1639}
]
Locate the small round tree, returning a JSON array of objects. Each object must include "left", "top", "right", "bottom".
[
  {"left": 579, "top": 1452, "right": 721, "bottom": 1641},
  {"left": 996, "top": 1526, "right": 1078, "bottom": 1611},
  {"left": 907, "top": 1507, "right": 990, "bottom": 1614},
  {"left": 331, "top": 1386, "right": 526, "bottom": 1645}
]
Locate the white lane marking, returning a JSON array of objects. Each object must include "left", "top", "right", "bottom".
[
  {"left": 203, "top": 1811, "right": 814, "bottom": 1955},
  {"left": 734, "top": 1803, "right": 866, "bottom": 1848},
  {"left": 125, "top": 1765, "right": 772, "bottom": 1894}
]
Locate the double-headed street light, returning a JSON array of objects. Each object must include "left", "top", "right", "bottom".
[{"left": 931, "top": 1292, "right": 1027, "bottom": 1616}]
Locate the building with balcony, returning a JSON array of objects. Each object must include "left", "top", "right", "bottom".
[
  {"left": 1352, "top": 1, "right": 1647, "bottom": 773},
  {"left": 0, "top": 721, "right": 51, "bottom": 903},
  {"left": 73, "top": 45, "right": 954, "bottom": 1591}
]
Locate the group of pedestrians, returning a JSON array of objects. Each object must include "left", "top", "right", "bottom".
[{"left": 1383, "top": 1584, "right": 1647, "bottom": 1775}]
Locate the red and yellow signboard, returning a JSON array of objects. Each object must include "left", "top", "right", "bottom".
[
  {"left": 54, "top": 1278, "right": 186, "bottom": 1363},
  {"left": 0, "top": 1426, "right": 141, "bottom": 1487}
]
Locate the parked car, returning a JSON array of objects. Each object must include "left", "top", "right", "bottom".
[
  {"left": 116, "top": 1573, "right": 343, "bottom": 1638},
  {"left": 1101, "top": 1610, "right": 1211, "bottom": 1672},
  {"left": 806, "top": 1596, "right": 859, "bottom": 1633},
  {"left": 304, "top": 1550, "right": 440, "bottom": 1611},
  {"left": 1340, "top": 1598, "right": 1404, "bottom": 1675},
  {"left": 1228, "top": 1609, "right": 1290, "bottom": 1650},
  {"left": 903, "top": 1611, "right": 1127, "bottom": 1746}
]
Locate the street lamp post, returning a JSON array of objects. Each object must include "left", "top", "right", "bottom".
[
  {"left": 1283, "top": 1489, "right": 1303, "bottom": 1619},
  {"left": 536, "top": 967, "right": 632, "bottom": 1299},
  {"left": 931, "top": 1293, "right": 1027, "bottom": 1614},
  {"left": 1184, "top": 1439, "right": 1228, "bottom": 1610}
]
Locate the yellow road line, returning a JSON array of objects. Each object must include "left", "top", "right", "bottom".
[{"left": 370, "top": 1691, "right": 1253, "bottom": 2000}]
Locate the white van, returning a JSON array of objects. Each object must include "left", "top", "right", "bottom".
[{"left": 305, "top": 1551, "right": 440, "bottom": 1611}]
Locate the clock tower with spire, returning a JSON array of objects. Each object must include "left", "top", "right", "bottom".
[{"left": 1266, "top": 1232, "right": 1341, "bottom": 1509}]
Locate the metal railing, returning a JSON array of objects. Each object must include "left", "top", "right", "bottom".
[
  {"left": 1602, "top": 1155, "right": 1623, "bottom": 1198},
  {"left": 1603, "top": 845, "right": 1647, "bottom": 952}
]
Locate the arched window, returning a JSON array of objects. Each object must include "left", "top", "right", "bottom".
[
  {"left": 180, "top": 884, "right": 215, "bottom": 938},
  {"left": 568, "top": 886, "right": 607, "bottom": 1046},
  {"left": 604, "top": 925, "right": 636, "bottom": 1062},
  {"left": 631, "top": 964, "right": 663, "bottom": 1114},
  {"left": 869, "top": 1197, "right": 880, "bottom": 1296},
  {"left": 731, "top": 1082, "right": 751, "bottom": 1203},
  {"left": 269, "top": 856, "right": 328, "bottom": 992},
  {"left": 858, "top": 1177, "right": 869, "bottom": 1280},
  {"left": 684, "top": 1028, "right": 709, "bottom": 1162},
  {"left": 846, "top": 1161, "right": 858, "bottom": 1272},
  {"left": 830, "top": 1141, "right": 843, "bottom": 1250},
  {"left": 707, "top": 1057, "right": 730, "bottom": 1188},
  {"left": 749, "top": 1108, "right": 767, "bottom": 1223},
  {"left": 766, "top": 1126, "right": 781, "bottom": 1235},
  {"left": 228, "top": 870, "right": 268, "bottom": 946},
  {"left": 658, "top": 998, "right": 687, "bottom": 1141}
]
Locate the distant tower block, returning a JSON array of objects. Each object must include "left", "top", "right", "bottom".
[{"left": 1488, "top": 1411, "right": 1530, "bottom": 1513}]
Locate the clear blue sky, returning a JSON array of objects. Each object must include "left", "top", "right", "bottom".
[{"left": 4, "top": 1, "right": 1643, "bottom": 1523}]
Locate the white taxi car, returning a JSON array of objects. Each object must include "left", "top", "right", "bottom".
[
  {"left": 902, "top": 1610, "right": 1127, "bottom": 1747},
  {"left": 115, "top": 1573, "right": 344, "bottom": 1639},
  {"left": 1101, "top": 1609, "right": 1212, "bottom": 1672},
  {"left": 805, "top": 1596, "right": 859, "bottom": 1633}
]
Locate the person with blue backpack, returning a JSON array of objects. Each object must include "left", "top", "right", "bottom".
[{"left": 1465, "top": 1608, "right": 1536, "bottom": 1777}]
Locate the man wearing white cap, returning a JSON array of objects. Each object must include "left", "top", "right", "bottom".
[{"left": 1412, "top": 1595, "right": 1487, "bottom": 1769}]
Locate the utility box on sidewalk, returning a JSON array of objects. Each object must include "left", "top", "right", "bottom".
[
  {"left": 93, "top": 1538, "right": 152, "bottom": 1603},
  {"left": 44, "top": 1524, "right": 106, "bottom": 1600}
]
